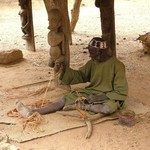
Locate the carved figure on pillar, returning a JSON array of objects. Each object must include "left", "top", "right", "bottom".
[
  {"left": 47, "top": 8, "right": 65, "bottom": 73},
  {"left": 18, "top": 0, "right": 30, "bottom": 39}
]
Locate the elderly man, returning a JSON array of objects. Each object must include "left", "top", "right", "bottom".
[{"left": 16, "top": 37, "right": 128, "bottom": 117}]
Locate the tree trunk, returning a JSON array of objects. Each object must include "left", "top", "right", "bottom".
[{"left": 70, "top": 0, "right": 82, "bottom": 32}]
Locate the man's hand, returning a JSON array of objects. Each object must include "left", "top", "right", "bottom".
[
  {"left": 86, "top": 94, "right": 108, "bottom": 104},
  {"left": 54, "top": 62, "right": 64, "bottom": 73},
  {"left": 54, "top": 56, "right": 65, "bottom": 74}
]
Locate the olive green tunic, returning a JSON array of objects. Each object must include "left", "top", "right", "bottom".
[{"left": 60, "top": 57, "right": 128, "bottom": 106}]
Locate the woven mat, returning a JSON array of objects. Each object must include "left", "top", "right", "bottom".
[
  {"left": 3, "top": 111, "right": 118, "bottom": 143},
  {"left": 0, "top": 98, "right": 150, "bottom": 143}
]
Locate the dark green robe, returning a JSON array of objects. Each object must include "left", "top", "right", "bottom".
[{"left": 60, "top": 56, "right": 128, "bottom": 105}]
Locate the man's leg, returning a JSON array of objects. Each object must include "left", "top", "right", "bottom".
[
  {"left": 33, "top": 96, "right": 66, "bottom": 114},
  {"left": 89, "top": 100, "right": 119, "bottom": 114},
  {"left": 15, "top": 96, "right": 66, "bottom": 117},
  {"left": 63, "top": 100, "right": 119, "bottom": 114}
]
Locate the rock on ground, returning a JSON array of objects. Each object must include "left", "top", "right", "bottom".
[{"left": 0, "top": 49, "right": 23, "bottom": 64}]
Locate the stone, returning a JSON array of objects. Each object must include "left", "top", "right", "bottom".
[{"left": 0, "top": 49, "right": 23, "bottom": 64}]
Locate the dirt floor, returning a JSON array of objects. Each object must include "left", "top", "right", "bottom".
[{"left": 0, "top": 0, "right": 150, "bottom": 150}]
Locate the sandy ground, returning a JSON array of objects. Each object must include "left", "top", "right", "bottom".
[{"left": 0, "top": 0, "right": 150, "bottom": 150}]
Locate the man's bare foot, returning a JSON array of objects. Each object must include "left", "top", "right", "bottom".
[{"left": 15, "top": 100, "right": 33, "bottom": 118}]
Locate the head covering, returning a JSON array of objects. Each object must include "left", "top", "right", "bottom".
[
  {"left": 88, "top": 37, "right": 108, "bottom": 50},
  {"left": 87, "top": 37, "right": 111, "bottom": 62}
]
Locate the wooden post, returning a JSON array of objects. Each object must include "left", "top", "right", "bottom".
[
  {"left": 96, "top": 0, "right": 116, "bottom": 56},
  {"left": 18, "top": 0, "right": 35, "bottom": 51},
  {"left": 70, "top": 0, "right": 82, "bottom": 32},
  {"left": 26, "top": 0, "right": 35, "bottom": 51},
  {"left": 43, "top": 0, "right": 71, "bottom": 67}
]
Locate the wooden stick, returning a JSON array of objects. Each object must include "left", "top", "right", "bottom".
[
  {"left": 85, "top": 120, "right": 92, "bottom": 139},
  {"left": 41, "top": 76, "right": 53, "bottom": 107},
  {"left": 57, "top": 111, "right": 105, "bottom": 139},
  {"left": 12, "top": 80, "right": 50, "bottom": 89},
  {"left": 0, "top": 122, "right": 15, "bottom": 125}
]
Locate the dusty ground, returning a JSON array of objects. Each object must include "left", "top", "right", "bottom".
[{"left": 0, "top": 0, "right": 150, "bottom": 150}]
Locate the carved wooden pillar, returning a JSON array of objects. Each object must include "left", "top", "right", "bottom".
[
  {"left": 43, "top": 0, "right": 71, "bottom": 69},
  {"left": 18, "top": 0, "right": 35, "bottom": 51},
  {"left": 95, "top": 0, "right": 116, "bottom": 56}
]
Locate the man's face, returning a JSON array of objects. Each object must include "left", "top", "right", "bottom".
[{"left": 89, "top": 47, "right": 109, "bottom": 62}]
